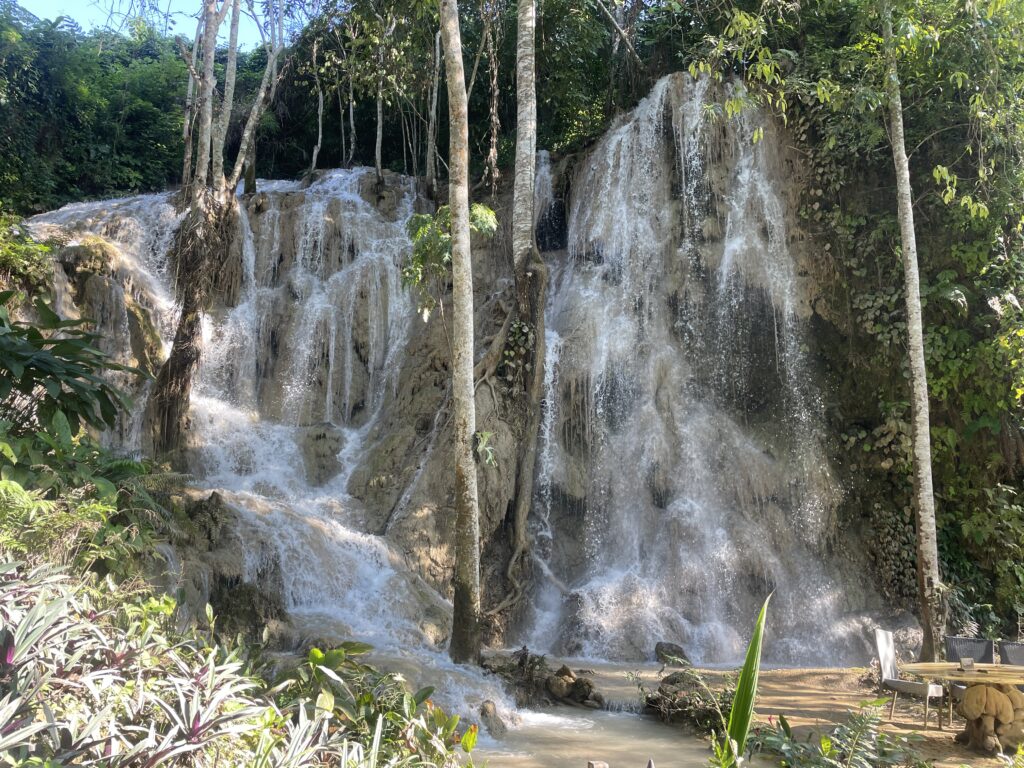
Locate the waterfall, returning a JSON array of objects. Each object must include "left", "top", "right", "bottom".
[
  {"left": 27, "top": 79, "right": 879, "bottom": 680},
  {"left": 26, "top": 169, "right": 515, "bottom": 719},
  {"left": 524, "top": 74, "right": 867, "bottom": 665}
]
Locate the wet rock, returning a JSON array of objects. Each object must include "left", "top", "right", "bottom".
[
  {"left": 483, "top": 648, "right": 552, "bottom": 707},
  {"left": 655, "top": 641, "right": 690, "bottom": 666},
  {"left": 299, "top": 423, "right": 345, "bottom": 486},
  {"left": 545, "top": 665, "right": 604, "bottom": 709},
  {"left": 546, "top": 674, "right": 572, "bottom": 699},
  {"left": 479, "top": 700, "right": 507, "bottom": 738},
  {"left": 555, "top": 664, "right": 577, "bottom": 680},
  {"left": 661, "top": 671, "right": 690, "bottom": 687}
]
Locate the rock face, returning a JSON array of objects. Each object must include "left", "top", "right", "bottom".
[
  {"left": 299, "top": 423, "right": 345, "bottom": 485},
  {"left": 479, "top": 700, "right": 507, "bottom": 738},
  {"left": 161, "top": 491, "right": 290, "bottom": 644}
]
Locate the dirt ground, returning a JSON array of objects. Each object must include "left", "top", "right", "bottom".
[{"left": 747, "top": 668, "right": 1001, "bottom": 768}]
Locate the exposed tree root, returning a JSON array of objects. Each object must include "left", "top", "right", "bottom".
[
  {"left": 145, "top": 195, "right": 236, "bottom": 458},
  {"left": 485, "top": 253, "right": 548, "bottom": 618}
]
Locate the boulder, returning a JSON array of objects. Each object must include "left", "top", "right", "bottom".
[
  {"left": 555, "top": 665, "right": 577, "bottom": 680},
  {"left": 479, "top": 700, "right": 507, "bottom": 738},
  {"left": 546, "top": 674, "right": 572, "bottom": 699},
  {"left": 655, "top": 641, "right": 690, "bottom": 666}
]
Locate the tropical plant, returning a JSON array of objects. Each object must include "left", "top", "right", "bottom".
[
  {"left": 710, "top": 594, "right": 770, "bottom": 767},
  {"left": 0, "top": 562, "right": 475, "bottom": 767},
  {"left": 403, "top": 203, "right": 497, "bottom": 322},
  {"left": 751, "top": 706, "right": 927, "bottom": 767},
  {"left": 0, "top": 291, "right": 140, "bottom": 436}
]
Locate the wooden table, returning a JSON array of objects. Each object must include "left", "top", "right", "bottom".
[
  {"left": 902, "top": 662, "right": 1024, "bottom": 686},
  {"left": 902, "top": 662, "right": 1024, "bottom": 753}
]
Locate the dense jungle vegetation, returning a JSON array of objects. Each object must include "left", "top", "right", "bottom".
[{"left": 3, "top": 0, "right": 1024, "bottom": 760}]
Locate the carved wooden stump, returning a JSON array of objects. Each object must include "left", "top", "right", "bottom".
[{"left": 954, "top": 683, "right": 1024, "bottom": 754}]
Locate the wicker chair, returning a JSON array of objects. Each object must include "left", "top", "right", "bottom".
[
  {"left": 999, "top": 640, "right": 1024, "bottom": 665},
  {"left": 875, "top": 629, "right": 943, "bottom": 728}
]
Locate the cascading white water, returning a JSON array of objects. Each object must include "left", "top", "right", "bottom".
[
  {"left": 524, "top": 74, "right": 869, "bottom": 665},
  {"left": 26, "top": 169, "right": 516, "bottom": 719}
]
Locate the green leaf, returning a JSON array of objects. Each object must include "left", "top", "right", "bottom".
[
  {"left": 316, "top": 688, "right": 335, "bottom": 715},
  {"left": 460, "top": 724, "right": 479, "bottom": 753},
  {"left": 51, "top": 411, "right": 72, "bottom": 445},
  {"left": 725, "top": 594, "right": 771, "bottom": 764}
]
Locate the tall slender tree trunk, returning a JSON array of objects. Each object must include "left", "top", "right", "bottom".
[
  {"left": 503, "top": 0, "right": 545, "bottom": 614},
  {"left": 348, "top": 74, "right": 357, "bottom": 166},
  {"left": 180, "top": 14, "right": 203, "bottom": 193},
  {"left": 211, "top": 0, "right": 240, "bottom": 194},
  {"left": 511, "top": 0, "right": 537, "bottom": 298},
  {"left": 193, "top": 0, "right": 220, "bottom": 195},
  {"left": 310, "top": 40, "right": 324, "bottom": 175},
  {"left": 426, "top": 30, "right": 441, "bottom": 195},
  {"left": 375, "top": 83, "right": 384, "bottom": 186},
  {"left": 483, "top": 22, "right": 500, "bottom": 193},
  {"left": 882, "top": 0, "right": 943, "bottom": 662},
  {"left": 439, "top": 0, "right": 482, "bottom": 665},
  {"left": 337, "top": 81, "right": 346, "bottom": 166}
]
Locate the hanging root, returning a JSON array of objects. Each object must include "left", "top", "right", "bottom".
[{"left": 485, "top": 256, "right": 549, "bottom": 619}]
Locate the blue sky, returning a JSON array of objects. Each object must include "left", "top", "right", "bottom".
[{"left": 25, "top": 0, "right": 266, "bottom": 49}]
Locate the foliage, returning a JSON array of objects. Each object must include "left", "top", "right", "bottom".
[
  {"left": 0, "top": 562, "right": 475, "bottom": 767},
  {"left": 751, "top": 707, "right": 927, "bottom": 768},
  {"left": 711, "top": 594, "right": 770, "bottom": 767},
  {"left": 0, "top": 291, "right": 141, "bottom": 436},
  {"left": 402, "top": 204, "right": 497, "bottom": 321},
  {"left": 0, "top": 9, "right": 186, "bottom": 214},
  {"left": 0, "top": 213, "right": 51, "bottom": 291}
]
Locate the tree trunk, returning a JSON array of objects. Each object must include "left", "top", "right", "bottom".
[
  {"left": 337, "top": 80, "right": 346, "bottom": 167},
  {"left": 149, "top": 0, "right": 281, "bottom": 457},
  {"left": 882, "top": 0, "right": 943, "bottom": 663},
  {"left": 484, "top": 23, "right": 500, "bottom": 194},
  {"left": 504, "top": 0, "right": 543, "bottom": 614},
  {"left": 243, "top": 140, "right": 256, "bottom": 195},
  {"left": 348, "top": 73, "right": 357, "bottom": 166},
  {"left": 147, "top": 195, "right": 232, "bottom": 455},
  {"left": 439, "top": 0, "right": 482, "bottom": 665},
  {"left": 310, "top": 40, "right": 324, "bottom": 175},
  {"left": 511, "top": 0, "right": 537, "bottom": 305},
  {"left": 211, "top": 0, "right": 240, "bottom": 194},
  {"left": 426, "top": 30, "right": 441, "bottom": 194},
  {"left": 193, "top": 0, "right": 221, "bottom": 195},
  {"left": 180, "top": 14, "right": 203, "bottom": 194},
  {"left": 375, "top": 84, "right": 384, "bottom": 186}
]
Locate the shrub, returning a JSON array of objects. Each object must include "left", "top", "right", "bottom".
[
  {"left": 0, "top": 562, "right": 475, "bottom": 767},
  {"left": 0, "top": 290, "right": 140, "bottom": 437},
  {"left": 750, "top": 708, "right": 927, "bottom": 768}
]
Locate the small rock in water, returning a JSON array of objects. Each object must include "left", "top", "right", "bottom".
[
  {"left": 655, "top": 641, "right": 690, "bottom": 666},
  {"left": 555, "top": 664, "right": 577, "bottom": 680},
  {"left": 546, "top": 674, "right": 572, "bottom": 699},
  {"left": 479, "top": 700, "right": 507, "bottom": 738}
]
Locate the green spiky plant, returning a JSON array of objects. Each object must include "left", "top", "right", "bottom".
[{"left": 710, "top": 594, "right": 771, "bottom": 767}]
